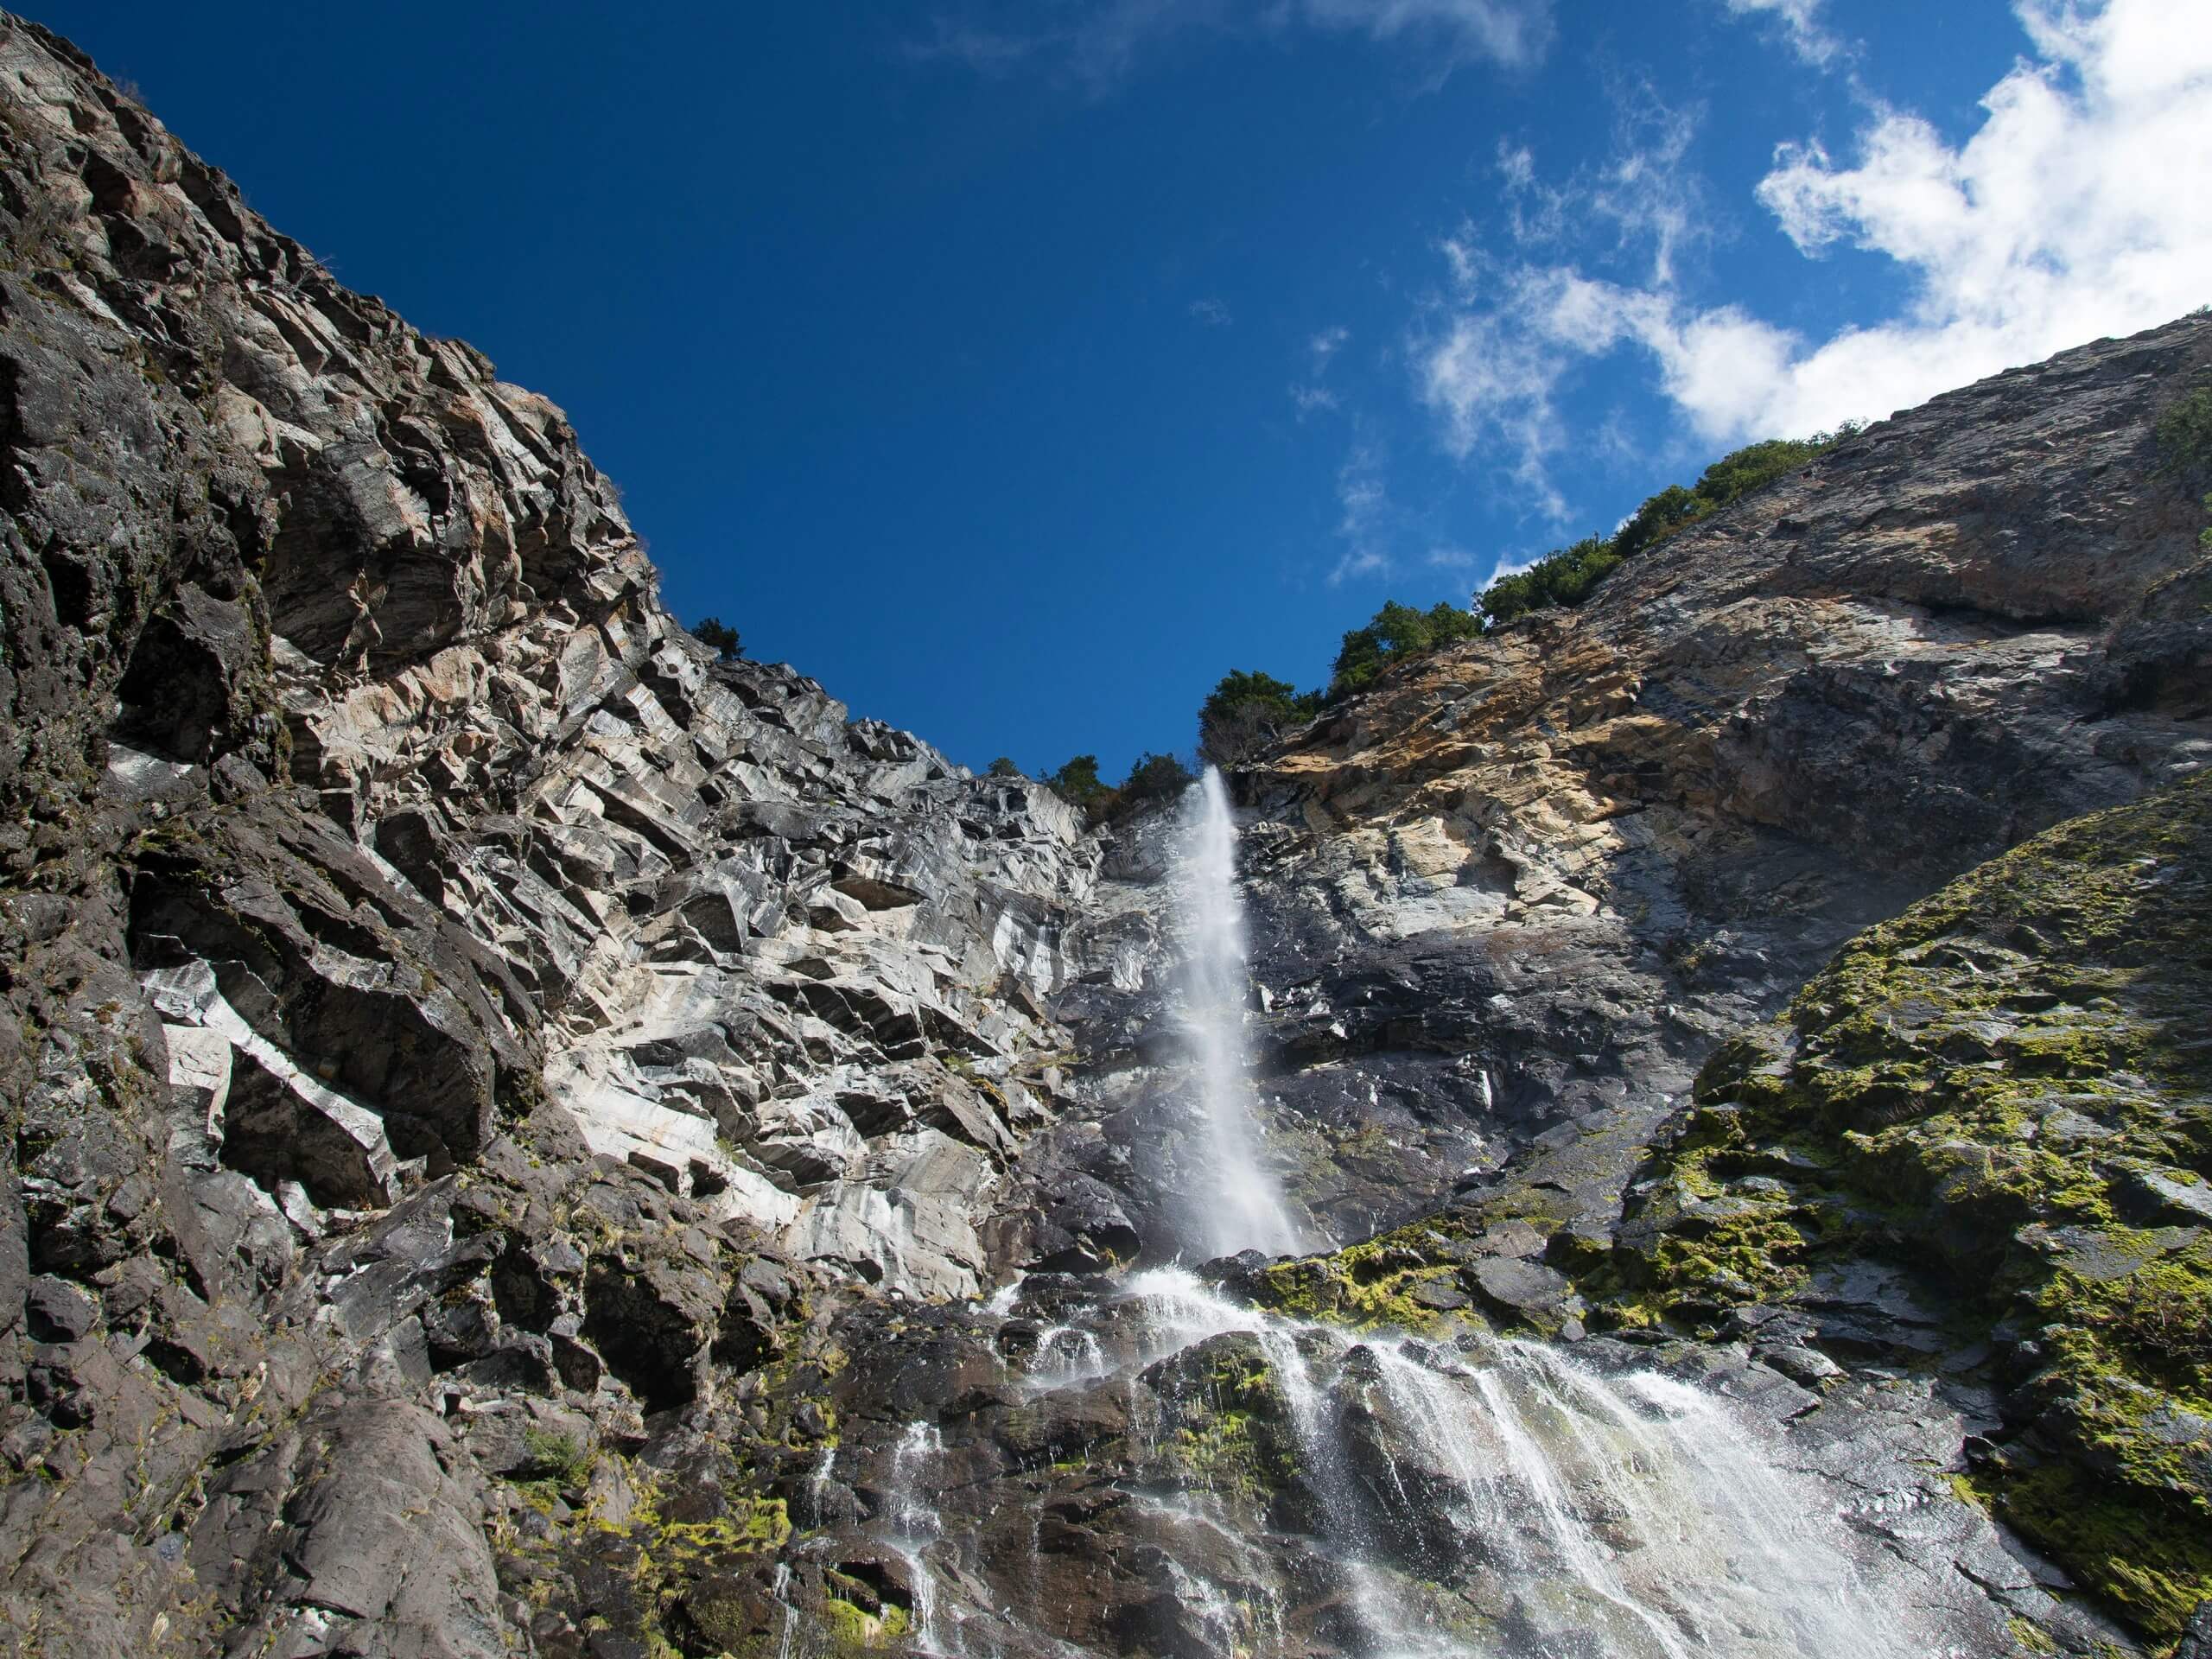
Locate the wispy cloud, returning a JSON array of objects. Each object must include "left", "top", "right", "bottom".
[
  {"left": 1329, "top": 439, "right": 1397, "bottom": 583},
  {"left": 1418, "top": 0, "right": 2212, "bottom": 501},
  {"left": 1417, "top": 80, "right": 1709, "bottom": 518},
  {"left": 1291, "top": 325, "right": 1352, "bottom": 418},
  {"left": 1493, "top": 74, "right": 1710, "bottom": 288},
  {"left": 1720, "top": 0, "right": 1844, "bottom": 67},
  {"left": 912, "top": 0, "right": 1553, "bottom": 92},
  {"left": 1189, "top": 296, "right": 1235, "bottom": 327},
  {"left": 1417, "top": 291, "right": 1574, "bottom": 523}
]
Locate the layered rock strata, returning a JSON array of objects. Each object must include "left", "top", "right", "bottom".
[{"left": 0, "top": 19, "right": 1093, "bottom": 1652}]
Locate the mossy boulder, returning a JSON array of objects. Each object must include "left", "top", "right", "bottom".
[{"left": 1585, "top": 771, "right": 2212, "bottom": 1643}]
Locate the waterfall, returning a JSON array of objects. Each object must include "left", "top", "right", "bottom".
[
  {"left": 887, "top": 1422, "right": 948, "bottom": 1652},
  {"left": 770, "top": 1562, "right": 799, "bottom": 1659},
  {"left": 841, "top": 772, "right": 1964, "bottom": 1659},
  {"left": 1179, "top": 766, "right": 1305, "bottom": 1260}
]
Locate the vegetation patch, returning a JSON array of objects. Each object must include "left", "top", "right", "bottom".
[
  {"left": 1476, "top": 429, "right": 1859, "bottom": 628},
  {"left": 1247, "top": 1227, "right": 1495, "bottom": 1336},
  {"left": 1041, "top": 750, "right": 1196, "bottom": 823},
  {"left": 1160, "top": 1340, "right": 1300, "bottom": 1506},
  {"left": 2155, "top": 379, "right": 2212, "bottom": 550}
]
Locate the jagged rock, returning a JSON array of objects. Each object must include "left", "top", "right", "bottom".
[
  {"left": 197, "top": 1399, "right": 508, "bottom": 1658},
  {"left": 2177, "top": 1602, "right": 2212, "bottom": 1659},
  {"left": 1465, "top": 1255, "right": 1575, "bottom": 1323}
]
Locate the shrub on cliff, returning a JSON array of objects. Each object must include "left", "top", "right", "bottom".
[
  {"left": 1119, "top": 751, "right": 1196, "bottom": 804},
  {"left": 1476, "top": 428, "right": 1858, "bottom": 630},
  {"left": 1043, "top": 751, "right": 1197, "bottom": 823},
  {"left": 1045, "top": 755, "right": 1109, "bottom": 810},
  {"left": 692, "top": 617, "right": 743, "bottom": 660},
  {"left": 1479, "top": 537, "right": 1623, "bottom": 627},
  {"left": 1328, "top": 601, "right": 1481, "bottom": 698},
  {"left": 2155, "top": 383, "right": 2212, "bottom": 476},
  {"left": 1198, "top": 670, "right": 1325, "bottom": 767},
  {"left": 2155, "top": 383, "right": 2212, "bottom": 549}
]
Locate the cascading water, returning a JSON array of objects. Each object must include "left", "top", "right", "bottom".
[
  {"left": 886, "top": 1422, "right": 948, "bottom": 1651},
  {"left": 994, "top": 1269, "right": 1965, "bottom": 1658},
  {"left": 1179, "top": 766, "right": 1305, "bottom": 1261}
]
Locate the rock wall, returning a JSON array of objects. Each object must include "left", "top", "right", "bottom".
[
  {"left": 1209, "top": 310, "right": 2210, "bottom": 1248},
  {"left": 0, "top": 19, "right": 1097, "bottom": 1654},
  {"left": 2, "top": 11, "right": 2209, "bottom": 1658}
]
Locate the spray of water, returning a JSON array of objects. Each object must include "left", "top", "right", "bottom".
[{"left": 1180, "top": 767, "right": 1304, "bottom": 1260}]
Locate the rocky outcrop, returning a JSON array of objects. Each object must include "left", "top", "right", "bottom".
[
  {"left": 2, "top": 10, "right": 2209, "bottom": 1658},
  {"left": 1187, "top": 309, "right": 2210, "bottom": 1242},
  {"left": 1026, "top": 308, "right": 2211, "bottom": 1312},
  {"left": 0, "top": 18, "right": 1093, "bottom": 1655},
  {"left": 1221, "top": 752, "right": 2209, "bottom": 1651},
  {"left": 1593, "top": 773, "right": 2212, "bottom": 1643}
]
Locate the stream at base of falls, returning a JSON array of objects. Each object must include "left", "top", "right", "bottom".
[{"left": 766, "top": 771, "right": 1981, "bottom": 1658}]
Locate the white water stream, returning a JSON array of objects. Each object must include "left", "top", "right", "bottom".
[
  {"left": 1179, "top": 766, "right": 1305, "bottom": 1261},
  {"left": 1031, "top": 1268, "right": 1948, "bottom": 1658}
]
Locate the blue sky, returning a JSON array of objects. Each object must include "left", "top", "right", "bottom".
[{"left": 32, "top": 1, "right": 2211, "bottom": 778}]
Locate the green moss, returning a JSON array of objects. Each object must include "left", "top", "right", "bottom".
[
  {"left": 1963, "top": 1460, "right": 2212, "bottom": 1642},
  {"left": 817, "top": 1593, "right": 911, "bottom": 1652},
  {"left": 1248, "top": 1232, "right": 1467, "bottom": 1334},
  {"left": 1159, "top": 1341, "right": 1300, "bottom": 1505},
  {"left": 1572, "top": 773, "right": 2212, "bottom": 1643}
]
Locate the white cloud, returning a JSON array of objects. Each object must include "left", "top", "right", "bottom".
[
  {"left": 1421, "top": 0, "right": 2212, "bottom": 483},
  {"left": 1329, "top": 440, "right": 1396, "bottom": 582},
  {"left": 1298, "top": 0, "right": 1552, "bottom": 69},
  {"left": 1418, "top": 292, "right": 1574, "bottom": 521},
  {"left": 1416, "top": 83, "right": 1708, "bottom": 518},
  {"left": 1189, "top": 297, "right": 1234, "bottom": 327},
  {"left": 1721, "top": 0, "right": 1843, "bottom": 67},
  {"left": 914, "top": 0, "right": 1552, "bottom": 89},
  {"left": 1290, "top": 326, "right": 1353, "bottom": 418},
  {"left": 1491, "top": 78, "right": 1709, "bottom": 287}
]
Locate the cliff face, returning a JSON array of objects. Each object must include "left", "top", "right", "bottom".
[
  {"left": 0, "top": 21, "right": 1097, "bottom": 1654},
  {"left": 1, "top": 15, "right": 2208, "bottom": 1659},
  {"left": 1209, "top": 313, "right": 2209, "bottom": 1250}
]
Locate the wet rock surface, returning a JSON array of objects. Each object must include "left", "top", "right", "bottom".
[{"left": 0, "top": 15, "right": 2206, "bottom": 1658}]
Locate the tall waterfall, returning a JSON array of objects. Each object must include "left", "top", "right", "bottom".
[{"left": 1179, "top": 766, "right": 1305, "bottom": 1260}]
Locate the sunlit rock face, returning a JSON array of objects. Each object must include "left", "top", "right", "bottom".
[
  {"left": 0, "top": 14, "right": 2205, "bottom": 1659},
  {"left": 1198, "top": 315, "right": 2212, "bottom": 1249},
  {"left": 0, "top": 21, "right": 1098, "bottom": 1652}
]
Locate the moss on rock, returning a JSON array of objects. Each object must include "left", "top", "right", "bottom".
[{"left": 1587, "top": 771, "right": 2212, "bottom": 1642}]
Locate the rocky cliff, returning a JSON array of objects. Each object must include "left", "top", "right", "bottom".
[
  {"left": 0, "top": 15, "right": 2208, "bottom": 1659},
  {"left": 0, "top": 19, "right": 1097, "bottom": 1654}
]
